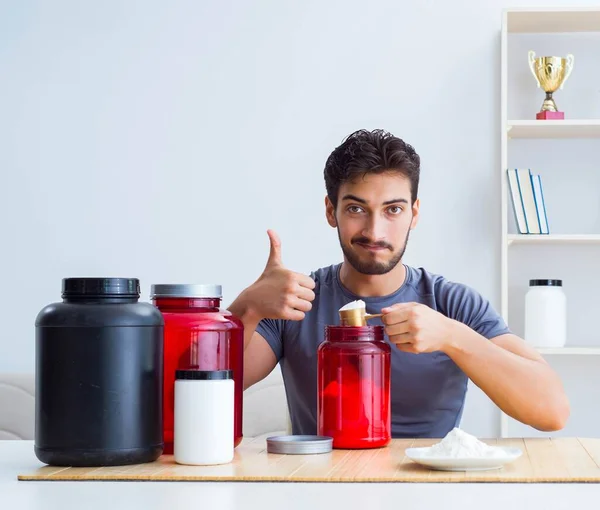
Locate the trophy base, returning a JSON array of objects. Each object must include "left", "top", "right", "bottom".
[{"left": 536, "top": 110, "right": 564, "bottom": 120}]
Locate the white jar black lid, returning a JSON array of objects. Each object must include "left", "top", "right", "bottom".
[
  {"left": 175, "top": 369, "right": 232, "bottom": 380},
  {"left": 529, "top": 279, "right": 562, "bottom": 286},
  {"left": 150, "top": 284, "right": 222, "bottom": 299}
]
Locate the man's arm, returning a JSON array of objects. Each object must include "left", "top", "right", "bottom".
[
  {"left": 444, "top": 324, "right": 569, "bottom": 431},
  {"left": 381, "top": 302, "right": 570, "bottom": 432}
]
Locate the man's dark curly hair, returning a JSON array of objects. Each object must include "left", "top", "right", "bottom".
[{"left": 324, "top": 129, "right": 420, "bottom": 208}]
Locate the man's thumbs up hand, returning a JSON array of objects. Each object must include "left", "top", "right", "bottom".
[{"left": 248, "top": 230, "right": 316, "bottom": 322}]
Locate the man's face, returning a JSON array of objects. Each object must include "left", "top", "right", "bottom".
[{"left": 326, "top": 171, "right": 419, "bottom": 275}]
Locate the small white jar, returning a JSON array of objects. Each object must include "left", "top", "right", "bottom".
[
  {"left": 524, "top": 279, "right": 567, "bottom": 348},
  {"left": 174, "top": 369, "right": 234, "bottom": 465}
]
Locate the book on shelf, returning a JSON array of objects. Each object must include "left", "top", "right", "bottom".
[{"left": 507, "top": 168, "right": 549, "bottom": 235}]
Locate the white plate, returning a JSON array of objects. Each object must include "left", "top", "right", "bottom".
[{"left": 405, "top": 446, "right": 523, "bottom": 471}]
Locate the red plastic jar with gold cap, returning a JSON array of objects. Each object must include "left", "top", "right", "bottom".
[
  {"left": 317, "top": 325, "right": 391, "bottom": 449},
  {"left": 150, "top": 284, "right": 244, "bottom": 454}
]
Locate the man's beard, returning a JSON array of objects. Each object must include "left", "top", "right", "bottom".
[{"left": 338, "top": 228, "right": 411, "bottom": 276}]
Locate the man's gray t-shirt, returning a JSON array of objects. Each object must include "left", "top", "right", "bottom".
[{"left": 255, "top": 263, "right": 510, "bottom": 438}]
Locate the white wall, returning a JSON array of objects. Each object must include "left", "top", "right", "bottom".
[{"left": 2, "top": 0, "right": 599, "bottom": 438}]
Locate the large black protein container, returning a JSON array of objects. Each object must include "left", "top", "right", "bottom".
[{"left": 34, "top": 277, "right": 164, "bottom": 466}]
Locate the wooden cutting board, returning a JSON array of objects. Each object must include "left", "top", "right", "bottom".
[{"left": 17, "top": 437, "right": 600, "bottom": 483}]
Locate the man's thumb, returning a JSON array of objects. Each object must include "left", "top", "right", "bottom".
[{"left": 266, "top": 229, "right": 283, "bottom": 267}]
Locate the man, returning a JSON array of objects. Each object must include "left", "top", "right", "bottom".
[{"left": 229, "top": 129, "right": 569, "bottom": 438}]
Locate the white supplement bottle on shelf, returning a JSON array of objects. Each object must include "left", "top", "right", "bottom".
[
  {"left": 524, "top": 279, "right": 567, "bottom": 348},
  {"left": 174, "top": 369, "right": 234, "bottom": 465}
]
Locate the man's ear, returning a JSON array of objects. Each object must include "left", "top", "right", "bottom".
[
  {"left": 410, "top": 198, "right": 420, "bottom": 229},
  {"left": 325, "top": 196, "right": 337, "bottom": 227}
]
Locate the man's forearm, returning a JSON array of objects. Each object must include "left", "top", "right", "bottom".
[
  {"left": 444, "top": 320, "right": 569, "bottom": 432},
  {"left": 227, "top": 290, "right": 262, "bottom": 351},
  {"left": 228, "top": 290, "right": 280, "bottom": 390}
]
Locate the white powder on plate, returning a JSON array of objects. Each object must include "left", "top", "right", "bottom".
[
  {"left": 423, "top": 428, "right": 505, "bottom": 458},
  {"left": 339, "top": 299, "right": 366, "bottom": 311}
]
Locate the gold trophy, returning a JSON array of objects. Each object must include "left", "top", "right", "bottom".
[{"left": 528, "top": 50, "right": 574, "bottom": 120}]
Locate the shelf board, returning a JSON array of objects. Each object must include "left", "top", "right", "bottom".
[
  {"left": 536, "top": 347, "right": 600, "bottom": 355},
  {"left": 508, "top": 234, "right": 600, "bottom": 245},
  {"left": 507, "top": 120, "right": 600, "bottom": 139},
  {"left": 506, "top": 8, "right": 600, "bottom": 33}
]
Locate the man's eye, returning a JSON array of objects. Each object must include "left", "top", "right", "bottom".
[
  {"left": 388, "top": 206, "right": 402, "bottom": 214},
  {"left": 348, "top": 206, "right": 364, "bottom": 213}
]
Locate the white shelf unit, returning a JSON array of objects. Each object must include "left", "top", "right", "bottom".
[
  {"left": 500, "top": 8, "right": 600, "bottom": 438},
  {"left": 508, "top": 119, "right": 600, "bottom": 139},
  {"left": 506, "top": 7, "right": 600, "bottom": 33},
  {"left": 507, "top": 234, "right": 600, "bottom": 245}
]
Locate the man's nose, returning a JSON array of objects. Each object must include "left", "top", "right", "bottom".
[{"left": 362, "top": 215, "right": 386, "bottom": 242}]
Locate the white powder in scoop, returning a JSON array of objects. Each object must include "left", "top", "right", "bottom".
[
  {"left": 339, "top": 299, "right": 366, "bottom": 311},
  {"left": 423, "top": 428, "right": 505, "bottom": 458}
]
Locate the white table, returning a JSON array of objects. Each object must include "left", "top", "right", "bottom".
[{"left": 2, "top": 440, "right": 599, "bottom": 509}]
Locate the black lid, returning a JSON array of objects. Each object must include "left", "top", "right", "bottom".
[
  {"left": 529, "top": 279, "right": 562, "bottom": 287},
  {"left": 62, "top": 278, "right": 140, "bottom": 297},
  {"left": 176, "top": 369, "right": 233, "bottom": 380}
]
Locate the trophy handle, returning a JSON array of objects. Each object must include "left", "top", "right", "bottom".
[
  {"left": 528, "top": 50, "right": 541, "bottom": 88},
  {"left": 560, "top": 54, "right": 574, "bottom": 89}
]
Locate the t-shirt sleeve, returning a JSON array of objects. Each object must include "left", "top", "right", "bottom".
[
  {"left": 437, "top": 279, "right": 511, "bottom": 339},
  {"left": 255, "top": 318, "right": 286, "bottom": 361}
]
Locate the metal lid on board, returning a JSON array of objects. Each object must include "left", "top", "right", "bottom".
[
  {"left": 150, "top": 284, "right": 222, "bottom": 299},
  {"left": 266, "top": 435, "right": 333, "bottom": 455}
]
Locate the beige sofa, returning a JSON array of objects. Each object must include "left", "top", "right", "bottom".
[
  {"left": 0, "top": 366, "right": 289, "bottom": 441},
  {"left": 0, "top": 373, "right": 35, "bottom": 440}
]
